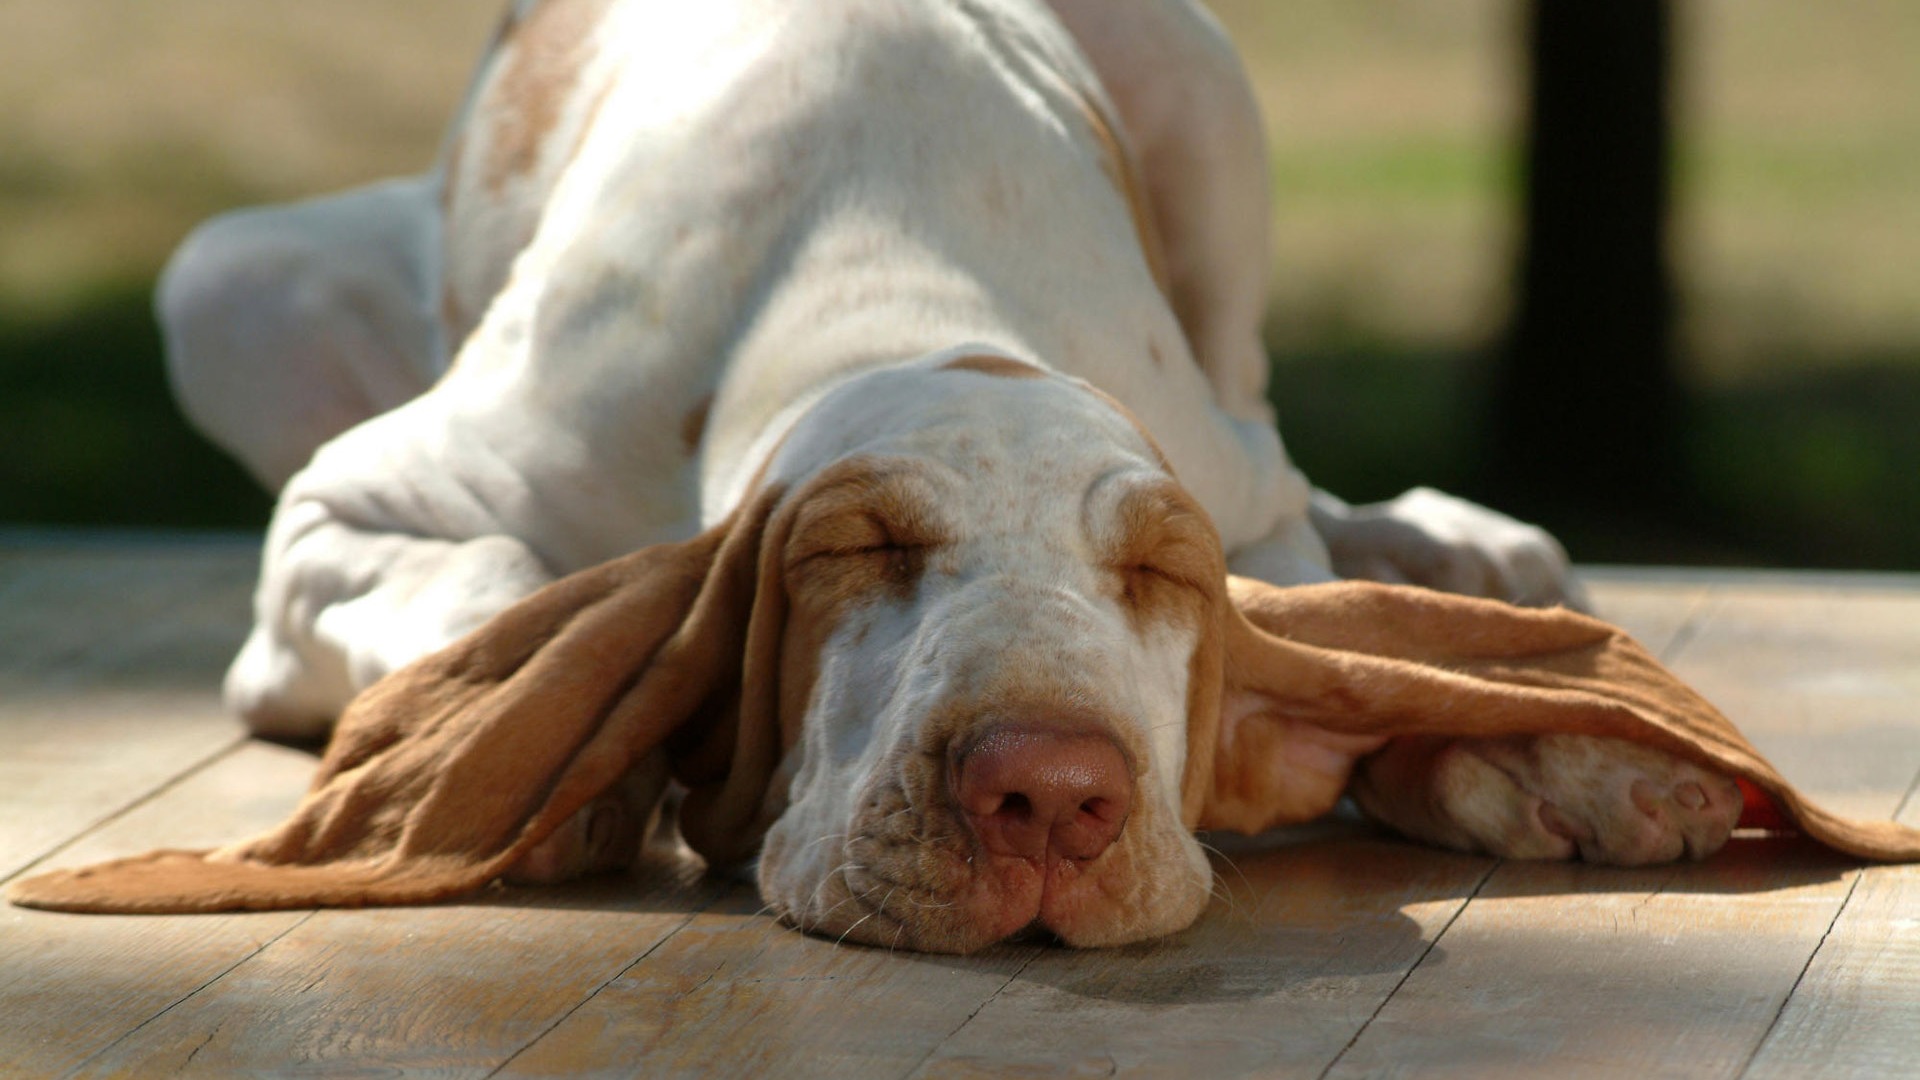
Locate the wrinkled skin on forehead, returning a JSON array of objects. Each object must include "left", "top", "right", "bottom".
[{"left": 751, "top": 358, "right": 1221, "bottom": 952}]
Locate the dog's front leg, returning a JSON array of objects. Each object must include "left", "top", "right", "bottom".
[
  {"left": 1350, "top": 733, "right": 1743, "bottom": 865},
  {"left": 1310, "top": 487, "right": 1593, "bottom": 611},
  {"left": 226, "top": 458, "right": 555, "bottom": 741}
]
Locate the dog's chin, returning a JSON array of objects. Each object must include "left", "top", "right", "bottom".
[{"left": 758, "top": 813, "right": 1213, "bottom": 954}]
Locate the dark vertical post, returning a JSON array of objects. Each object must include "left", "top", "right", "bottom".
[{"left": 1486, "top": 0, "right": 1684, "bottom": 520}]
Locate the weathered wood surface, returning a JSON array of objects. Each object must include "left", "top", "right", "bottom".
[{"left": 1, "top": 538, "right": 1916, "bottom": 1078}]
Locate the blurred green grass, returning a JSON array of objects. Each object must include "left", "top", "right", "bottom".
[
  {"left": 0, "top": 0, "right": 1914, "bottom": 568},
  {"left": 1268, "top": 343, "right": 1920, "bottom": 569},
  {"left": 0, "top": 285, "right": 269, "bottom": 528}
]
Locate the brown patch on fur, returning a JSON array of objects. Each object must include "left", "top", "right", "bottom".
[
  {"left": 1101, "top": 483, "right": 1222, "bottom": 637},
  {"left": 482, "top": 0, "right": 611, "bottom": 194},
  {"left": 941, "top": 355, "right": 1046, "bottom": 380},
  {"left": 783, "top": 457, "right": 948, "bottom": 607},
  {"left": 772, "top": 458, "right": 950, "bottom": 755},
  {"left": 1077, "top": 96, "right": 1172, "bottom": 298},
  {"left": 681, "top": 395, "right": 714, "bottom": 454},
  {"left": 1180, "top": 579, "right": 1228, "bottom": 830}
]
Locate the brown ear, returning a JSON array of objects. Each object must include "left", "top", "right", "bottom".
[
  {"left": 8, "top": 486, "right": 795, "bottom": 914},
  {"left": 1198, "top": 576, "right": 1920, "bottom": 861}
]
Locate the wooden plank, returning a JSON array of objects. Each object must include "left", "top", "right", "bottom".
[
  {"left": 0, "top": 545, "right": 256, "bottom": 883},
  {"left": 0, "top": 542, "right": 256, "bottom": 688},
  {"left": 1, "top": 740, "right": 316, "bottom": 1078},
  {"left": 0, "top": 687, "right": 241, "bottom": 883},
  {"left": 74, "top": 868, "right": 722, "bottom": 1079},
  {"left": 0, "top": 543, "right": 314, "bottom": 1075},
  {"left": 1740, "top": 764, "right": 1920, "bottom": 1075},
  {"left": 1668, "top": 585, "right": 1920, "bottom": 821},
  {"left": 1323, "top": 845, "right": 1861, "bottom": 1079},
  {"left": 495, "top": 886, "right": 1044, "bottom": 1078},
  {"left": 1583, "top": 577, "right": 1713, "bottom": 660},
  {"left": 1671, "top": 584, "right": 1920, "bottom": 707},
  {"left": 1319, "top": 579, "right": 1920, "bottom": 1077},
  {"left": 909, "top": 827, "right": 1496, "bottom": 1078}
]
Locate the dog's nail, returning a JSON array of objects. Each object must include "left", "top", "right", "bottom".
[
  {"left": 1630, "top": 779, "right": 1665, "bottom": 817},
  {"left": 1675, "top": 782, "right": 1709, "bottom": 810},
  {"left": 1538, "top": 802, "right": 1593, "bottom": 842}
]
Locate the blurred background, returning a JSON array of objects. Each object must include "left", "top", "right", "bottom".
[{"left": 2, "top": 0, "right": 1915, "bottom": 568}]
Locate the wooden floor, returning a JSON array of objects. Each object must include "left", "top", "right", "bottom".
[{"left": 3, "top": 536, "right": 1918, "bottom": 1078}]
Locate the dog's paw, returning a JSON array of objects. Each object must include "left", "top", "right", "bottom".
[
  {"left": 1416, "top": 734, "right": 1743, "bottom": 865},
  {"left": 1316, "top": 487, "right": 1592, "bottom": 612},
  {"left": 506, "top": 756, "right": 669, "bottom": 885}
]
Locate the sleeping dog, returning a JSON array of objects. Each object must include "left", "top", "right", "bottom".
[{"left": 150, "top": 0, "right": 1743, "bottom": 951}]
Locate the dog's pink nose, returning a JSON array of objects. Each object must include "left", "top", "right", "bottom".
[{"left": 952, "top": 726, "right": 1132, "bottom": 863}]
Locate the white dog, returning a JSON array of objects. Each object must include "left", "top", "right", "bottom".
[{"left": 156, "top": 0, "right": 1739, "bottom": 951}]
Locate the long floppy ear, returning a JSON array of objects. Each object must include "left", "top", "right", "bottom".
[
  {"left": 1194, "top": 576, "right": 1920, "bottom": 862},
  {"left": 9, "top": 485, "right": 796, "bottom": 914}
]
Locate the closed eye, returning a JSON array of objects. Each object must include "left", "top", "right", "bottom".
[
  {"left": 782, "top": 462, "right": 949, "bottom": 603},
  {"left": 1100, "top": 484, "right": 1225, "bottom": 622},
  {"left": 1115, "top": 562, "right": 1208, "bottom": 616},
  {"left": 788, "top": 532, "right": 936, "bottom": 604},
  {"left": 1123, "top": 561, "right": 1208, "bottom": 595},
  {"left": 787, "top": 526, "right": 930, "bottom": 572}
]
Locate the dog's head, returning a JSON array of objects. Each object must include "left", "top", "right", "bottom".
[{"left": 742, "top": 354, "right": 1225, "bottom": 950}]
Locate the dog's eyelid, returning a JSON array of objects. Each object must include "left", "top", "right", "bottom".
[
  {"left": 862, "top": 506, "right": 944, "bottom": 548},
  {"left": 790, "top": 537, "right": 931, "bottom": 565},
  {"left": 1120, "top": 559, "right": 1208, "bottom": 596},
  {"left": 1106, "top": 504, "right": 1219, "bottom": 590},
  {"left": 785, "top": 514, "right": 944, "bottom": 571}
]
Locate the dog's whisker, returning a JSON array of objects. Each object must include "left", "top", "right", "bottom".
[
  {"left": 799, "top": 830, "right": 851, "bottom": 855},
  {"left": 1198, "top": 838, "right": 1255, "bottom": 897},
  {"left": 806, "top": 860, "right": 873, "bottom": 930},
  {"left": 834, "top": 909, "right": 879, "bottom": 947},
  {"left": 800, "top": 860, "right": 860, "bottom": 929}
]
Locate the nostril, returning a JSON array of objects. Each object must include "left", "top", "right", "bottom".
[
  {"left": 951, "top": 724, "right": 1133, "bottom": 864},
  {"left": 1079, "top": 796, "right": 1123, "bottom": 828}
]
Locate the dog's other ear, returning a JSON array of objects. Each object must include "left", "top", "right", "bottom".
[
  {"left": 9, "top": 486, "right": 796, "bottom": 914},
  {"left": 1194, "top": 577, "right": 1920, "bottom": 862}
]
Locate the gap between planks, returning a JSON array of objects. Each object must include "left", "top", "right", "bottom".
[{"left": 0, "top": 733, "right": 251, "bottom": 889}]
